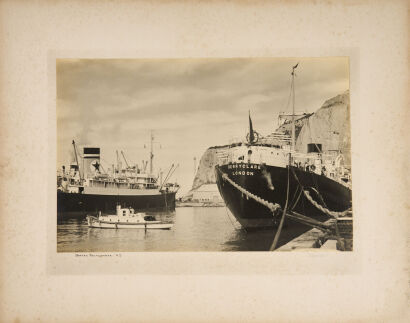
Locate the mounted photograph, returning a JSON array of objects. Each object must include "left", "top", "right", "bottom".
[{"left": 57, "top": 57, "right": 352, "bottom": 252}]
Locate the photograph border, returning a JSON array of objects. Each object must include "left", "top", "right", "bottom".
[{"left": 49, "top": 48, "right": 360, "bottom": 276}]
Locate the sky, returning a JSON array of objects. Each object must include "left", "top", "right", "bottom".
[{"left": 57, "top": 57, "right": 349, "bottom": 195}]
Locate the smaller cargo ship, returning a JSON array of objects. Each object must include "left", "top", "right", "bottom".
[{"left": 57, "top": 133, "right": 179, "bottom": 217}]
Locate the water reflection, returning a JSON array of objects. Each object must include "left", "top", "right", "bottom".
[{"left": 57, "top": 207, "right": 313, "bottom": 252}]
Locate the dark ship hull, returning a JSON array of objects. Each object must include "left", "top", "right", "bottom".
[
  {"left": 57, "top": 190, "right": 176, "bottom": 218},
  {"left": 215, "top": 163, "right": 351, "bottom": 229}
]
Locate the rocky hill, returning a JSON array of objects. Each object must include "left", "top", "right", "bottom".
[
  {"left": 191, "top": 148, "right": 219, "bottom": 191},
  {"left": 187, "top": 90, "right": 351, "bottom": 195},
  {"left": 187, "top": 145, "right": 229, "bottom": 195},
  {"left": 278, "top": 90, "right": 351, "bottom": 165}
]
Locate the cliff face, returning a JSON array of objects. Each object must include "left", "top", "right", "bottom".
[
  {"left": 189, "top": 90, "right": 351, "bottom": 193},
  {"left": 294, "top": 90, "right": 351, "bottom": 166},
  {"left": 191, "top": 147, "right": 221, "bottom": 191}
]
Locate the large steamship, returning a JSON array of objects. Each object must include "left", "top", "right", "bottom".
[
  {"left": 57, "top": 134, "right": 179, "bottom": 217},
  {"left": 215, "top": 64, "right": 352, "bottom": 229}
]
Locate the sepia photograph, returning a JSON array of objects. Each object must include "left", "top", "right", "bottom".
[
  {"left": 57, "top": 57, "right": 352, "bottom": 252},
  {"left": 1, "top": 0, "right": 408, "bottom": 322}
]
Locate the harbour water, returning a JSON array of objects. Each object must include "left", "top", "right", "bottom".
[{"left": 57, "top": 206, "right": 315, "bottom": 252}]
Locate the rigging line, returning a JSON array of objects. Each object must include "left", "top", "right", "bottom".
[
  {"left": 288, "top": 182, "right": 300, "bottom": 210},
  {"left": 296, "top": 131, "right": 325, "bottom": 208},
  {"left": 270, "top": 163, "right": 291, "bottom": 251},
  {"left": 291, "top": 167, "right": 305, "bottom": 190},
  {"left": 309, "top": 171, "right": 328, "bottom": 208},
  {"left": 292, "top": 167, "right": 351, "bottom": 217},
  {"left": 287, "top": 167, "right": 305, "bottom": 211},
  {"left": 292, "top": 166, "right": 323, "bottom": 208},
  {"left": 291, "top": 167, "right": 311, "bottom": 216},
  {"left": 310, "top": 187, "right": 327, "bottom": 207},
  {"left": 303, "top": 190, "right": 352, "bottom": 218},
  {"left": 301, "top": 182, "right": 307, "bottom": 216},
  {"left": 225, "top": 206, "right": 239, "bottom": 230},
  {"left": 290, "top": 187, "right": 303, "bottom": 211}
]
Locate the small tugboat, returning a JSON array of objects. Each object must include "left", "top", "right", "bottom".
[{"left": 86, "top": 205, "right": 173, "bottom": 229}]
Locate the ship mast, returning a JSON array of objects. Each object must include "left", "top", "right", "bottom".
[
  {"left": 149, "top": 130, "right": 154, "bottom": 174},
  {"left": 291, "top": 62, "right": 298, "bottom": 152},
  {"left": 116, "top": 150, "right": 121, "bottom": 175}
]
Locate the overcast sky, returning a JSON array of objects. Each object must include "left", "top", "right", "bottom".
[{"left": 57, "top": 57, "right": 349, "bottom": 195}]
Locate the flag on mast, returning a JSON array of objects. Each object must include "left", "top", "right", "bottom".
[
  {"left": 249, "top": 110, "right": 255, "bottom": 143},
  {"left": 291, "top": 62, "right": 299, "bottom": 75}
]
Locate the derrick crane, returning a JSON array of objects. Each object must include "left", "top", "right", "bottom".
[{"left": 121, "top": 150, "right": 130, "bottom": 168}]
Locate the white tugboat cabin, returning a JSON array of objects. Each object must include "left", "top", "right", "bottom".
[{"left": 86, "top": 205, "right": 173, "bottom": 229}]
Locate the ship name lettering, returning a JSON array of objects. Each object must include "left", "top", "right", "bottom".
[
  {"left": 231, "top": 171, "right": 254, "bottom": 176},
  {"left": 228, "top": 163, "right": 259, "bottom": 171}
]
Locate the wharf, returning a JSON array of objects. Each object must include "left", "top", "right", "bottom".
[
  {"left": 277, "top": 227, "right": 328, "bottom": 251},
  {"left": 176, "top": 201, "right": 225, "bottom": 207},
  {"left": 277, "top": 219, "right": 352, "bottom": 251}
]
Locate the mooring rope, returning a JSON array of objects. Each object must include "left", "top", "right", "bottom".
[
  {"left": 217, "top": 167, "right": 339, "bottom": 243},
  {"left": 224, "top": 206, "right": 242, "bottom": 231},
  {"left": 291, "top": 187, "right": 303, "bottom": 211},
  {"left": 270, "top": 164, "right": 291, "bottom": 251},
  {"left": 218, "top": 166, "right": 353, "bottom": 222},
  {"left": 290, "top": 167, "right": 352, "bottom": 219},
  {"left": 302, "top": 190, "right": 352, "bottom": 218},
  {"left": 220, "top": 171, "right": 281, "bottom": 214}
]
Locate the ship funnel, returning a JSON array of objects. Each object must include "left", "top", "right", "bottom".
[{"left": 82, "top": 147, "right": 101, "bottom": 178}]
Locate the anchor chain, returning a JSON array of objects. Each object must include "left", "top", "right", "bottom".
[{"left": 220, "top": 172, "right": 280, "bottom": 214}]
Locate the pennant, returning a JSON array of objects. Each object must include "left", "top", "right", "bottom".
[{"left": 249, "top": 111, "right": 255, "bottom": 143}]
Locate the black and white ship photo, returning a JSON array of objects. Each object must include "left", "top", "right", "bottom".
[{"left": 57, "top": 58, "right": 352, "bottom": 252}]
